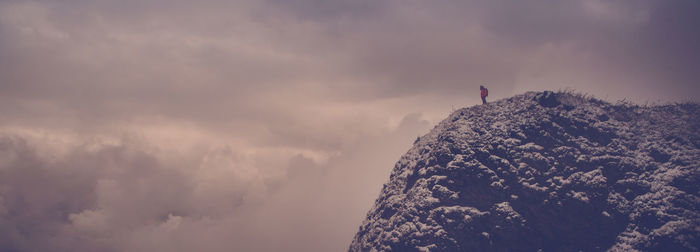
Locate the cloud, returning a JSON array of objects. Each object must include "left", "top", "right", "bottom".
[
  {"left": 0, "top": 111, "right": 430, "bottom": 252},
  {"left": 0, "top": 0, "right": 698, "bottom": 251}
]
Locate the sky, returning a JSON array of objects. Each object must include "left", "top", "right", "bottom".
[{"left": 0, "top": 0, "right": 698, "bottom": 251}]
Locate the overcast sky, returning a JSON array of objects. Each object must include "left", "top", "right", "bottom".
[{"left": 0, "top": 0, "right": 698, "bottom": 251}]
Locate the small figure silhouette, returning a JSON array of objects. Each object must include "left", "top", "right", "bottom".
[{"left": 480, "top": 85, "right": 488, "bottom": 104}]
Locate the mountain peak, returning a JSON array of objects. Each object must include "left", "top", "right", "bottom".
[{"left": 349, "top": 91, "right": 699, "bottom": 251}]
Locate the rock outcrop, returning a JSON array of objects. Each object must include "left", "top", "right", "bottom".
[{"left": 350, "top": 92, "right": 699, "bottom": 251}]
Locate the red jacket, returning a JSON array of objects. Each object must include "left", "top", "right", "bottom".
[{"left": 481, "top": 88, "right": 488, "bottom": 98}]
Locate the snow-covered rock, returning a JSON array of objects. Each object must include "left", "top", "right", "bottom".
[{"left": 349, "top": 92, "right": 699, "bottom": 251}]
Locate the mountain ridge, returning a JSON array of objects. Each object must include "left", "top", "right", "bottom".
[{"left": 349, "top": 91, "right": 699, "bottom": 251}]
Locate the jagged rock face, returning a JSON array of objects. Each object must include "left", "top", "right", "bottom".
[{"left": 349, "top": 92, "right": 700, "bottom": 252}]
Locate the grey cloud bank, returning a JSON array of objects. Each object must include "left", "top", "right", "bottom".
[{"left": 0, "top": 0, "right": 698, "bottom": 251}]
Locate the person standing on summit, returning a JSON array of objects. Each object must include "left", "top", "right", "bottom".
[{"left": 480, "top": 85, "right": 488, "bottom": 104}]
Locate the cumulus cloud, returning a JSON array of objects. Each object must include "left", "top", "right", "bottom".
[
  {"left": 0, "top": 0, "right": 698, "bottom": 251},
  {"left": 0, "top": 112, "right": 429, "bottom": 251}
]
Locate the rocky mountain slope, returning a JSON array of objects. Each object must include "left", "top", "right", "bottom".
[{"left": 349, "top": 92, "right": 699, "bottom": 251}]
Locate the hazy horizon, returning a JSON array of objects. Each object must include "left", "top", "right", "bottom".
[{"left": 1, "top": 0, "right": 698, "bottom": 251}]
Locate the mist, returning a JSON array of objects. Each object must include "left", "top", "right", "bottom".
[{"left": 0, "top": 0, "right": 698, "bottom": 251}]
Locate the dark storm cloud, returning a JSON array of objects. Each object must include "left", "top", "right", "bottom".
[
  {"left": 260, "top": 0, "right": 699, "bottom": 102},
  {"left": 267, "top": 0, "right": 389, "bottom": 20},
  {"left": 0, "top": 0, "right": 699, "bottom": 251}
]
